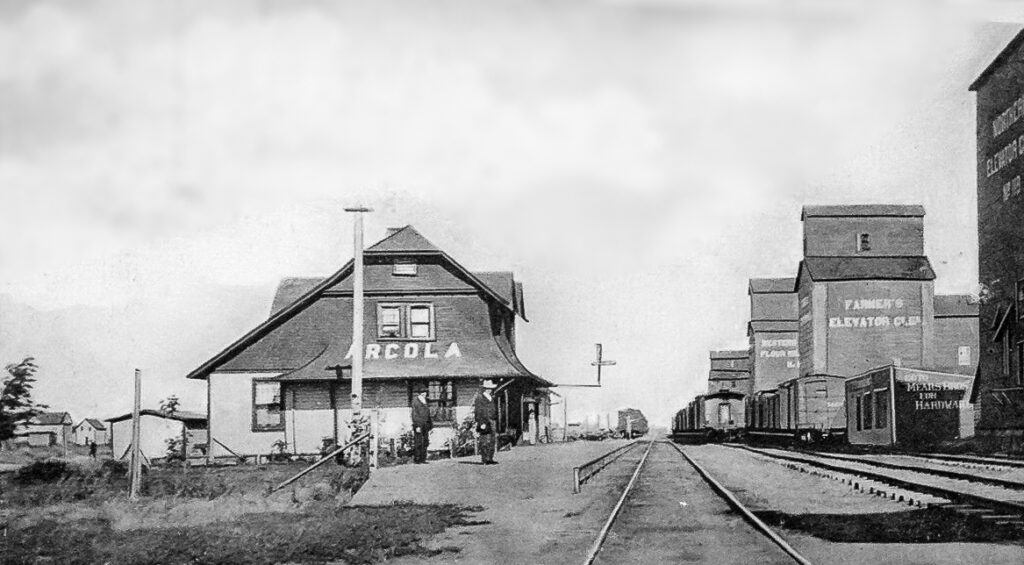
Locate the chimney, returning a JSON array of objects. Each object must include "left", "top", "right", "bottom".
[{"left": 385, "top": 227, "right": 403, "bottom": 238}]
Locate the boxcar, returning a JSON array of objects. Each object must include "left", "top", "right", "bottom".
[{"left": 777, "top": 374, "right": 846, "bottom": 440}]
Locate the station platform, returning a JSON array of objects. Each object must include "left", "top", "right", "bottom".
[{"left": 350, "top": 439, "right": 633, "bottom": 564}]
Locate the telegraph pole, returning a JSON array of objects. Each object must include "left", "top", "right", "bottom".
[
  {"left": 344, "top": 207, "right": 372, "bottom": 425},
  {"left": 129, "top": 368, "right": 142, "bottom": 501},
  {"left": 591, "top": 343, "right": 616, "bottom": 385}
]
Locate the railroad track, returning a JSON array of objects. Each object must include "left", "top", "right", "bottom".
[
  {"left": 730, "top": 444, "right": 1024, "bottom": 527},
  {"left": 780, "top": 449, "right": 1024, "bottom": 491},
  {"left": 582, "top": 440, "right": 811, "bottom": 565}
]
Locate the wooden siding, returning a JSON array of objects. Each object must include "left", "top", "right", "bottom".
[
  {"left": 803, "top": 216, "right": 925, "bottom": 257},
  {"left": 824, "top": 280, "right": 931, "bottom": 377},
  {"left": 975, "top": 39, "right": 1024, "bottom": 434}
]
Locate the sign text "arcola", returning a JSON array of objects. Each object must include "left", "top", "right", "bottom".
[{"left": 344, "top": 342, "right": 462, "bottom": 360}]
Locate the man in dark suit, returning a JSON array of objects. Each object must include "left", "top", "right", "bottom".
[
  {"left": 411, "top": 383, "right": 432, "bottom": 464},
  {"left": 474, "top": 379, "right": 498, "bottom": 465}
]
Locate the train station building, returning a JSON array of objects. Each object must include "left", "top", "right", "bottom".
[
  {"left": 186, "top": 226, "right": 554, "bottom": 459},
  {"left": 969, "top": 29, "right": 1024, "bottom": 451}
]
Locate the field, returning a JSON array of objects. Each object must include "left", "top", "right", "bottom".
[{"left": 0, "top": 455, "right": 482, "bottom": 565}]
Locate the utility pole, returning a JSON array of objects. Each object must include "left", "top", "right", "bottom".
[
  {"left": 129, "top": 368, "right": 142, "bottom": 501},
  {"left": 345, "top": 207, "right": 372, "bottom": 464},
  {"left": 344, "top": 207, "right": 372, "bottom": 419},
  {"left": 591, "top": 343, "right": 616, "bottom": 385}
]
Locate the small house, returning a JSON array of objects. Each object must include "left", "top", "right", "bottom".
[
  {"left": 72, "top": 419, "right": 108, "bottom": 446},
  {"left": 15, "top": 412, "right": 73, "bottom": 447}
]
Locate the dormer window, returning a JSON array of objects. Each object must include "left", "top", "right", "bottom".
[
  {"left": 393, "top": 260, "right": 418, "bottom": 276},
  {"left": 857, "top": 233, "right": 871, "bottom": 252}
]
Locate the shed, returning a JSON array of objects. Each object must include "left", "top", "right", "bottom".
[
  {"left": 107, "top": 410, "right": 208, "bottom": 462},
  {"left": 846, "top": 366, "right": 973, "bottom": 448}
]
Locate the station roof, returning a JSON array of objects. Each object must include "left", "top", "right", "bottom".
[
  {"left": 749, "top": 277, "right": 797, "bottom": 294},
  {"left": 970, "top": 29, "right": 1024, "bottom": 92},
  {"left": 801, "top": 205, "right": 925, "bottom": 220},
  {"left": 800, "top": 256, "right": 936, "bottom": 282},
  {"left": 934, "top": 295, "right": 980, "bottom": 318},
  {"left": 186, "top": 226, "right": 547, "bottom": 385}
]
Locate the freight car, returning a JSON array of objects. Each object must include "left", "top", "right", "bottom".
[{"left": 617, "top": 408, "right": 648, "bottom": 438}]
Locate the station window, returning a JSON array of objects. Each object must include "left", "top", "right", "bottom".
[
  {"left": 409, "top": 380, "right": 456, "bottom": 423},
  {"left": 854, "top": 396, "right": 862, "bottom": 432},
  {"left": 377, "top": 303, "right": 435, "bottom": 340},
  {"left": 856, "top": 233, "right": 871, "bottom": 252},
  {"left": 252, "top": 381, "right": 284, "bottom": 432},
  {"left": 378, "top": 305, "right": 402, "bottom": 338},
  {"left": 862, "top": 391, "right": 873, "bottom": 430},
  {"left": 874, "top": 388, "right": 888, "bottom": 428}
]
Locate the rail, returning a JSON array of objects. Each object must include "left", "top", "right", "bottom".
[
  {"left": 572, "top": 440, "right": 639, "bottom": 494},
  {"left": 667, "top": 442, "right": 814, "bottom": 565},
  {"left": 581, "top": 440, "right": 655, "bottom": 565},
  {"left": 270, "top": 432, "right": 370, "bottom": 493},
  {"left": 731, "top": 445, "right": 1024, "bottom": 517}
]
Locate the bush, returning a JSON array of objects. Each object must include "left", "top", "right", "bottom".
[{"left": 12, "top": 459, "right": 72, "bottom": 485}]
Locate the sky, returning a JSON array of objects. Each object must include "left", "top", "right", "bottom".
[{"left": 0, "top": 0, "right": 1022, "bottom": 428}]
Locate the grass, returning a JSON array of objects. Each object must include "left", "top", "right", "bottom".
[
  {"left": 1, "top": 502, "right": 483, "bottom": 565},
  {"left": 755, "top": 508, "right": 1024, "bottom": 544},
  {"left": 0, "top": 456, "right": 483, "bottom": 564}
]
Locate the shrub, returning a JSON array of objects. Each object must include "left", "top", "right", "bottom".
[{"left": 12, "top": 459, "right": 72, "bottom": 485}]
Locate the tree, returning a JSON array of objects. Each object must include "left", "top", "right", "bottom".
[
  {"left": 0, "top": 357, "right": 46, "bottom": 443},
  {"left": 159, "top": 395, "right": 180, "bottom": 416}
]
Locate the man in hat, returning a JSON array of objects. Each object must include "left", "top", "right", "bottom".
[
  {"left": 474, "top": 379, "right": 499, "bottom": 464},
  {"left": 411, "top": 382, "right": 433, "bottom": 464}
]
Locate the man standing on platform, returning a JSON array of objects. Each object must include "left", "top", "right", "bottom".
[
  {"left": 474, "top": 379, "right": 498, "bottom": 465},
  {"left": 411, "top": 383, "right": 432, "bottom": 464}
]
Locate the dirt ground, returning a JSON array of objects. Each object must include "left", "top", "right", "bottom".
[
  {"left": 686, "top": 444, "right": 1024, "bottom": 565},
  {"left": 352, "top": 439, "right": 641, "bottom": 564}
]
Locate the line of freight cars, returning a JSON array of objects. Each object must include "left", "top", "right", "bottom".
[{"left": 672, "top": 365, "right": 974, "bottom": 449}]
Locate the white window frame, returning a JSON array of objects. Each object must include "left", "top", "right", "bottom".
[
  {"left": 377, "top": 302, "right": 435, "bottom": 341},
  {"left": 393, "top": 260, "right": 418, "bottom": 276},
  {"left": 856, "top": 232, "right": 871, "bottom": 252}
]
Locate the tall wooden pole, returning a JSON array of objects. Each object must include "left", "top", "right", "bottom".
[
  {"left": 345, "top": 207, "right": 372, "bottom": 420},
  {"left": 129, "top": 368, "right": 142, "bottom": 501}
]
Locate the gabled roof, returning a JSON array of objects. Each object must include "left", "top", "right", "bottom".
[
  {"left": 30, "top": 412, "right": 71, "bottom": 425},
  {"left": 187, "top": 226, "right": 527, "bottom": 380},
  {"left": 970, "top": 28, "right": 1024, "bottom": 92},
  {"left": 799, "top": 256, "right": 935, "bottom": 282},
  {"left": 749, "top": 278, "right": 797, "bottom": 294},
  {"left": 366, "top": 225, "right": 442, "bottom": 254},
  {"left": 934, "top": 295, "right": 980, "bottom": 318},
  {"left": 106, "top": 409, "right": 206, "bottom": 424},
  {"left": 801, "top": 205, "right": 925, "bottom": 220},
  {"left": 75, "top": 418, "right": 106, "bottom": 431}
]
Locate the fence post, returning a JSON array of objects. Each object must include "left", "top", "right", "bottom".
[{"left": 573, "top": 466, "right": 581, "bottom": 494}]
